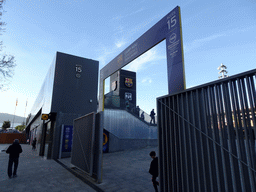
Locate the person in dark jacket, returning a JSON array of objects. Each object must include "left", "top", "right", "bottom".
[
  {"left": 32, "top": 137, "right": 37, "bottom": 151},
  {"left": 6, "top": 139, "right": 23, "bottom": 178},
  {"left": 150, "top": 109, "right": 156, "bottom": 125},
  {"left": 149, "top": 151, "right": 159, "bottom": 192}
]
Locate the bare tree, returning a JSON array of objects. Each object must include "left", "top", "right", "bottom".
[
  {"left": 0, "top": 0, "right": 16, "bottom": 91},
  {"left": 0, "top": 0, "right": 6, "bottom": 35}
]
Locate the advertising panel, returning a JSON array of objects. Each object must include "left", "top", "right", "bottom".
[{"left": 61, "top": 125, "right": 73, "bottom": 153}]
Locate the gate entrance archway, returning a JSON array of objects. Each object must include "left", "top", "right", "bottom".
[{"left": 99, "top": 6, "right": 185, "bottom": 112}]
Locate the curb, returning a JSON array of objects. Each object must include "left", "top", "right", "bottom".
[{"left": 54, "top": 159, "right": 104, "bottom": 192}]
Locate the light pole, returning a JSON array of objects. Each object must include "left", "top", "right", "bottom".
[
  {"left": 12, "top": 98, "right": 18, "bottom": 129},
  {"left": 217, "top": 63, "right": 228, "bottom": 79}
]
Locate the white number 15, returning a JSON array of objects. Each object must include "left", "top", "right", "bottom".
[{"left": 167, "top": 15, "right": 177, "bottom": 30}]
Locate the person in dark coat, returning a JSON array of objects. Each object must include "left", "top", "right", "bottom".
[
  {"left": 6, "top": 139, "right": 23, "bottom": 178},
  {"left": 141, "top": 111, "right": 145, "bottom": 120},
  {"left": 149, "top": 151, "right": 159, "bottom": 192},
  {"left": 150, "top": 109, "right": 156, "bottom": 125},
  {"left": 135, "top": 106, "right": 140, "bottom": 117},
  {"left": 32, "top": 137, "right": 37, "bottom": 150}
]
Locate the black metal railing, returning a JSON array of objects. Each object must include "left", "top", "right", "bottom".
[{"left": 157, "top": 68, "right": 256, "bottom": 192}]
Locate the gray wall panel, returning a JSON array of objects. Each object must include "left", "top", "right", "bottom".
[
  {"left": 108, "top": 131, "right": 158, "bottom": 152},
  {"left": 51, "top": 52, "right": 99, "bottom": 114},
  {"left": 103, "top": 109, "right": 157, "bottom": 139}
]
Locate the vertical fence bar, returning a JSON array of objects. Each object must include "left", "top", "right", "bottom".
[
  {"left": 190, "top": 91, "right": 201, "bottom": 191},
  {"left": 245, "top": 76, "right": 256, "bottom": 166},
  {"left": 241, "top": 78, "right": 256, "bottom": 191},
  {"left": 247, "top": 75, "right": 256, "bottom": 182},
  {"left": 168, "top": 96, "right": 175, "bottom": 192},
  {"left": 233, "top": 79, "right": 251, "bottom": 191},
  {"left": 177, "top": 94, "right": 185, "bottom": 191},
  {"left": 237, "top": 78, "right": 255, "bottom": 191},
  {"left": 223, "top": 81, "right": 241, "bottom": 192},
  {"left": 176, "top": 95, "right": 181, "bottom": 191},
  {"left": 204, "top": 87, "right": 216, "bottom": 192},
  {"left": 181, "top": 93, "right": 190, "bottom": 191},
  {"left": 163, "top": 97, "right": 169, "bottom": 192},
  {"left": 208, "top": 86, "right": 222, "bottom": 192},
  {"left": 170, "top": 96, "right": 177, "bottom": 191},
  {"left": 157, "top": 98, "right": 165, "bottom": 192},
  {"left": 241, "top": 78, "right": 254, "bottom": 161},
  {"left": 165, "top": 97, "right": 171, "bottom": 191},
  {"left": 195, "top": 89, "right": 207, "bottom": 191},
  {"left": 173, "top": 95, "right": 181, "bottom": 191},
  {"left": 230, "top": 80, "right": 247, "bottom": 192},
  {"left": 185, "top": 92, "right": 195, "bottom": 192},
  {"left": 246, "top": 76, "right": 256, "bottom": 174},
  {"left": 200, "top": 88, "right": 213, "bottom": 192},
  {"left": 215, "top": 84, "right": 230, "bottom": 192}
]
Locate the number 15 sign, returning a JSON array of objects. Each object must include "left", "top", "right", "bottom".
[{"left": 165, "top": 6, "right": 185, "bottom": 94}]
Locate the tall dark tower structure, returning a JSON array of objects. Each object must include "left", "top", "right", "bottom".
[{"left": 105, "top": 69, "right": 136, "bottom": 109}]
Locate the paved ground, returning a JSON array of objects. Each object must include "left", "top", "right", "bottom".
[{"left": 0, "top": 144, "right": 159, "bottom": 192}]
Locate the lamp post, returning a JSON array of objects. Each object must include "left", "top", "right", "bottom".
[{"left": 217, "top": 63, "right": 228, "bottom": 79}]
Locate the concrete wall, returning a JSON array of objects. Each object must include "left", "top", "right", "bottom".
[
  {"left": 104, "top": 109, "right": 158, "bottom": 152},
  {"left": 108, "top": 132, "right": 158, "bottom": 152},
  {"left": 104, "top": 109, "right": 158, "bottom": 139}
]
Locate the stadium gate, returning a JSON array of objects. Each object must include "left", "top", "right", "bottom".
[{"left": 157, "top": 69, "right": 256, "bottom": 192}]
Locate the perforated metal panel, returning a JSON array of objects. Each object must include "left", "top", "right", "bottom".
[
  {"left": 157, "top": 69, "right": 256, "bottom": 192},
  {"left": 71, "top": 113, "right": 95, "bottom": 176}
]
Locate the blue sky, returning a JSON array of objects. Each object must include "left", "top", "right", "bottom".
[{"left": 0, "top": 0, "right": 256, "bottom": 120}]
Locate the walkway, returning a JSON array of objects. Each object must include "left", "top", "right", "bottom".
[{"left": 1, "top": 144, "right": 159, "bottom": 192}]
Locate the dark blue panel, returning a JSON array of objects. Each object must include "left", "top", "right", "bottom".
[
  {"left": 166, "top": 26, "right": 183, "bottom": 66},
  {"left": 61, "top": 125, "right": 73, "bottom": 152},
  {"left": 165, "top": 6, "right": 185, "bottom": 93},
  {"left": 167, "top": 61, "right": 185, "bottom": 93}
]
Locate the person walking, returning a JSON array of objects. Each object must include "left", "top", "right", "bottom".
[
  {"left": 149, "top": 151, "right": 159, "bottom": 192},
  {"left": 32, "top": 137, "right": 37, "bottom": 151},
  {"left": 135, "top": 106, "right": 140, "bottom": 117},
  {"left": 141, "top": 111, "right": 145, "bottom": 120},
  {"left": 150, "top": 109, "right": 156, "bottom": 125},
  {"left": 6, "top": 139, "right": 23, "bottom": 179}
]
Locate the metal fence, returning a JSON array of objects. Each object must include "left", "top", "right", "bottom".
[
  {"left": 71, "top": 112, "right": 103, "bottom": 183},
  {"left": 157, "top": 69, "right": 256, "bottom": 192}
]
